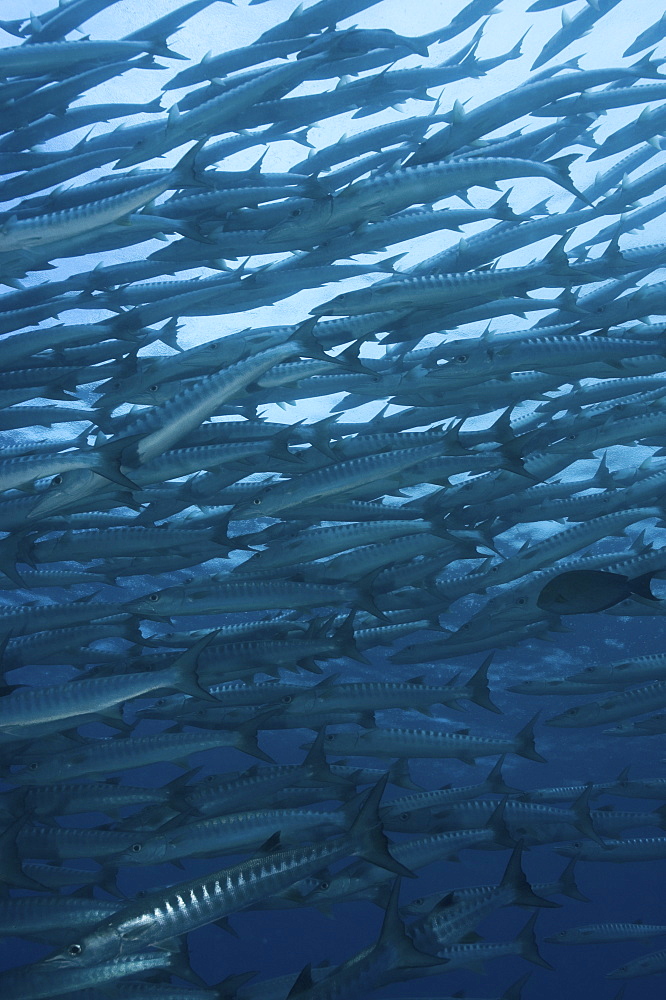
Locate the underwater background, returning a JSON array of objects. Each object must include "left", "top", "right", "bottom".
[{"left": 0, "top": 1, "right": 665, "bottom": 998}]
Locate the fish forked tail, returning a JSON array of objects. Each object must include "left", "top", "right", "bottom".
[
  {"left": 349, "top": 773, "right": 417, "bottom": 878},
  {"left": 515, "top": 713, "right": 547, "bottom": 763}
]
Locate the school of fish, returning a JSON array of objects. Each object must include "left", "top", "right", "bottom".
[{"left": 0, "top": 0, "right": 665, "bottom": 997}]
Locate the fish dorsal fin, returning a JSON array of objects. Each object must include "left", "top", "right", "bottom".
[
  {"left": 432, "top": 891, "right": 456, "bottom": 912},
  {"left": 256, "top": 832, "right": 281, "bottom": 855},
  {"left": 286, "top": 964, "right": 314, "bottom": 998}
]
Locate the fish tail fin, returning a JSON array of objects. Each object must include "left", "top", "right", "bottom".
[
  {"left": 502, "top": 842, "right": 559, "bottom": 908},
  {"left": 172, "top": 138, "right": 209, "bottom": 187},
  {"left": 629, "top": 570, "right": 658, "bottom": 601},
  {"left": 0, "top": 818, "right": 49, "bottom": 892},
  {"left": 571, "top": 784, "right": 606, "bottom": 846},
  {"left": 388, "top": 757, "right": 422, "bottom": 791},
  {"left": 485, "top": 797, "right": 517, "bottom": 849},
  {"left": 555, "top": 857, "right": 590, "bottom": 902},
  {"left": 490, "top": 189, "right": 523, "bottom": 221},
  {"left": 516, "top": 912, "right": 554, "bottom": 969},
  {"left": 629, "top": 49, "right": 666, "bottom": 79},
  {"left": 466, "top": 653, "right": 502, "bottom": 714},
  {"left": 515, "top": 713, "right": 547, "bottom": 763},
  {"left": 378, "top": 878, "right": 443, "bottom": 970},
  {"left": 653, "top": 803, "right": 666, "bottom": 830},
  {"left": 234, "top": 710, "right": 277, "bottom": 763},
  {"left": 350, "top": 774, "right": 416, "bottom": 878},
  {"left": 545, "top": 154, "right": 592, "bottom": 206},
  {"left": 486, "top": 755, "right": 522, "bottom": 795},
  {"left": 501, "top": 972, "right": 533, "bottom": 1000},
  {"left": 169, "top": 632, "right": 219, "bottom": 703},
  {"left": 354, "top": 570, "right": 389, "bottom": 621},
  {"left": 334, "top": 610, "right": 370, "bottom": 664}
]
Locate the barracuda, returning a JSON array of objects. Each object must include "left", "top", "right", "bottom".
[
  {"left": 0, "top": 638, "right": 215, "bottom": 734},
  {"left": 411, "top": 845, "right": 554, "bottom": 955},
  {"left": 405, "top": 60, "right": 665, "bottom": 164},
  {"left": 124, "top": 578, "right": 375, "bottom": 618},
  {"left": 116, "top": 803, "right": 351, "bottom": 865},
  {"left": 548, "top": 920, "right": 666, "bottom": 945},
  {"left": 46, "top": 775, "right": 411, "bottom": 966},
  {"left": 0, "top": 952, "right": 175, "bottom": 1000},
  {"left": 0, "top": 38, "right": 158, "bottom": 75},
  {"left": 228, "top": 443, "right": 446, "bottom": 520},
  {"left": 0, "top": 142, "right": 204, "bottom": 254},
  {"left": 283, "top": 660, "right": 499, "bottom": 721},
  {"left": 265, "top": 156, "right": 589, "bottom": 244},
  {"left": 10, "top": 719, "right": 273, "bottom": 784},
  {"left": 309, "top": 715, "right": 544, "bottom": 765},
  {"left": 116, "top": 340, "right": 300, "bottom": 466},
  {"left": 546, "top": 678, "right": 666, "bottom": 728}
]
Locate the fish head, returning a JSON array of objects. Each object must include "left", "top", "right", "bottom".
[
  {"left": 27, "top": 468, "right": 112, "bottom": 521},
  {"left": 262, "top": 196, "right": 338, "bottom": 246},
  {"left": 123, "top": 589, "right": 176, "bottom": 619},
  {"left": 12, "top": 754, "right": 76, "bottom": 784},
  {"left": 43, "top": 915, "right": 126, "bottom": 968},
  {"left": 116, "top": 836, "right": 171, "bottom": 866},
  {"left": 545, "top": 703, "right": 601, "bottom": 727}
]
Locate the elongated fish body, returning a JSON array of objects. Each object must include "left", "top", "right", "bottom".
[
  {"left": 266, "top": 156, "right": 587, "bottom": 244},
  {"left": 557, "top": 836, "right": 666, "bottom": 862},
  {"left": 284, "top": 667, "right": 497, "bottom": 719},
  {"left": 45, "top": 776, "right": 409, "bottom": 965},
  {"left": 118, "top": 340, "right": 299, "bottom": 466},
  {"left": 229, "top": 443, "right": 446, "bottom": 520},
  {"left": 0, "top": 952, "right": 173, "bottom": 1000},
  {"left": 0, "top": 39, "right": 156, "bottom": 76},
  {"left": 125, "top": 578, "right": 364, "bottom": 618},
  {"left": 313, "top": 716, "right": 544, "bottom": 765},
  {"left": 406, "top": 62, "right": 664, "bottom": 164},
  {"left": 0, "top": 895, "right": 120, "bottom": 941},
  {"left": 116, "top": 806, "right": 348, "bottom": 865},
  {"left": 16, "top": 823, "right": 142, "bottom": 861},
  {"left": 10, "top": 726, "right": 269, "bottom": 784},
  {"left": 0, "top": 145, "right": 201, "bottom": 254},
  {"left": 547, "top": 679, "right": 666, "bottom": 728},
  {"left": 0, "top": 656, "right": 212, "bottom": 733},
  {"left": 607, "top": 946, "right": 666, "bottom": 979},
  {"left": 548, "top": 921, "right": 666, "bottom": 945},
  {"left": 7, "top": 780, "right": 170, "bottom": 819}
]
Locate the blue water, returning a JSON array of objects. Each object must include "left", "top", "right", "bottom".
[{"left": 1, "top": 1, "right": 665, "bottom": 999}]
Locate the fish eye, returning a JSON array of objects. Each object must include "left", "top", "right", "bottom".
[
  {"left": 148, "top": 593, "right": 160, "bottom": 602},
  {"left": 290, "top": 208, "right": 302, "bottom": 218},
  {"left": 399, "top": 812, "right": 410, "bottom": 821},
  {"left": 52, "top": 475, "right": 62, "bottom": 486},
  {"left": 455, "top": 354, "right": 468, "bottom": 363},
  {"left": 318, "top": 881, "right": 329, "bottom": 890},
  {"left": 28, "top": 762, "right": 40, "bottom": 771},
  {"left": 516, "top": 597, "right": 526, "bottom": 605},
  {"left": 253, "top": 498, "right": 262, "bottom": 505},
  {"left": 149, "top": 384, "right": 159, "bottom": 392},
  {"left": 281, "top": 694, "right": 293, "bottom": 704},
  {"left": 131, "top": 843, "right": 142, "bottom": 852},
  {"left": 325, "top": 734, "right": 335, "bottom": 741},
  {"left": 156, "top": 698, "right": 167, "bottom": 706},
  {"left": 67, "top": 943, "right": 83, "bottom": 957},
  {"left": 413, "top": 897, "right": 424, "bottom": 906}
]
